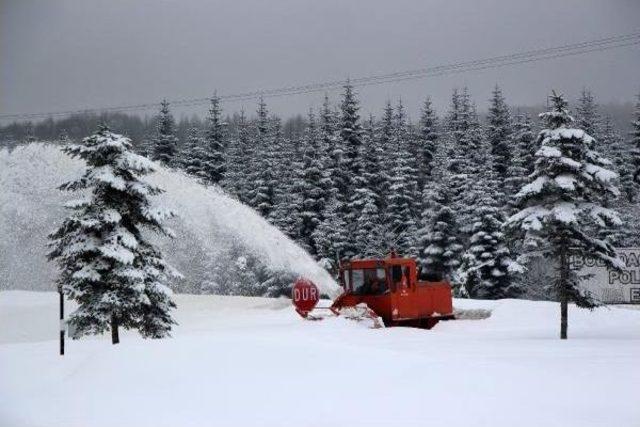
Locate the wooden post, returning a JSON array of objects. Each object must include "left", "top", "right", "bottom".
[{"left": 59, "top": 287, "right": 64, "bottom": 355}]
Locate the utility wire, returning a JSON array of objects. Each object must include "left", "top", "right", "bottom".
[{"left": 1, "top": 31, "right": 639, "bottom": 122}]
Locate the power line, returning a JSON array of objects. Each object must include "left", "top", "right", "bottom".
[{"left": 1, "top": 31, "right": 639, "bottom": 122}]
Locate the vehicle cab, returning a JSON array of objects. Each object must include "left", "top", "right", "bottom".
[{"left": 333, "top": 254, "right": 454, "bottom": 328}]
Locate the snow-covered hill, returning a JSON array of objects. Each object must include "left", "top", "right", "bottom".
[
  {"left": 0, "top": 143, "right": 338, "bottom": 295},
  {"left": 1, "top": 291, "right": 639, "bottom": 427}
]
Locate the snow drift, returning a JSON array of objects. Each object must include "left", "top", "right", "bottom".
[{"left": 0, "top": 143, "right": 338, "bottom": 294}]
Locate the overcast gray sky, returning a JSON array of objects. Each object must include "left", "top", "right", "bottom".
[{"left": 2, "top": 0, "right": 639, "bottom": 120}]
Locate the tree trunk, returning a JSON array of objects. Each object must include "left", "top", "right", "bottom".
[
  {"left": 111, "top": 315, "right": 120, "bottom": 345},
  {"left": 559, "top": 247, "right": 568, "bottom": 340}
]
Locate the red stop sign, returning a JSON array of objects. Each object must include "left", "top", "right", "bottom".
[{"left": 292, "top": 278, "right": 319, "bottom": 317}]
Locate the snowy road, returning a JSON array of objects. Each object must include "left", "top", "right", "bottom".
[{"left": 1, "top": 291, "right": 639, "bottom": 427}]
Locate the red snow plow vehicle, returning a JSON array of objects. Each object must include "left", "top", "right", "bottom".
[{"left": 293, "top": 253, "right": 455, "bottom": 329}]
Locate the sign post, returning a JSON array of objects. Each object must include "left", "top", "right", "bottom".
[{"left": 292, "top": 278, "right": 319, "bottom": 317}]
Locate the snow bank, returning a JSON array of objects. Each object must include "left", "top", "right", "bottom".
[
  {"left": 0, "top": 143, "right": 338, "bottom": 294},
  {"left": 1, "top": 292, "right": 639, "bottom": 427}
]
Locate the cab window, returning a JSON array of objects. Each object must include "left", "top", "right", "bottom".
[{"left": 351, "top": 268, "right": 387, "bottom": 295}]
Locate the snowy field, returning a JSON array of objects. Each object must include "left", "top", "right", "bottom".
[{"left": 1, "top": 291, "right": 639, "bottom": 427}]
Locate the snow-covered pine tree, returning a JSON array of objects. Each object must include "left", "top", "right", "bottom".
[
  {"left": 504, "top": 113, "right": 537, "bottom": 214},
  {"left": 454, "top": 127, "right": 522, "bottom": 298},
  {"left": 406, "top": 117, "right": 423, "bottom": 211},
  {"left": 420, "top": 197, "right": 464, "bottom": 281},
  {"left": 200, "top": 94, "right": 227, "bottom": 185},
  {"left": 417, "top": 149, "right": 445, "bottom": 273},
  {"left": 179, "top": 127, "right": 205, "bottom": 176},
  {"left": 337, "top": 81, "right": 364, "bottom": 256},
  {"left": 222, "top": 110, "right": 251, "bottom": 202},
  {"left": 505, "top": 92, "right": 622, "bottom": 339},
  {"left": 250, "top": 97, "right": 277, "bottom": 218},
  {"left": 457, "top": 198, "right": 523, "bottom": 299},
  {"left": 576, "top": 88, "right": 602, "bottom": 145},
  {"left": 268, "top": 117, "right": 303, "bottom": 239},
  {"left": 152, "top": 99, "right": 179, "bottom": 166},
  {"left": 315, "top": 95, "right": 351, "bottom": 269},
  {"left": 339, "top": 80, "right": 364, "bottom": 203},
  {"left": 297, "top": 110, "right": 326, "bottom": 254},
  {"left": 486, "top": 85, "right": 513, "bottom": 180},
  {"left": 353, "top": 192, "right": 384, "bottom": 258},
  {"left": 444, "top": 89, "right": 483, "bottom": 237},
  {"left": 386, "top": 101, "right": 419, "bottom": 256},
  {"left": 604, "top": 116, "right": 634, "bottom": 204},
  {"left": 318, "top": 95, "right": 344, "bottom": 207},
  {"left": 361, "top": 114, "right": 385, "bottom": 202},
  {"left": 599, "top": 116, "right": 637, "bottom": 247},
  {"left": 48, "top": 126, "right": 179, "bottom": 344},
  {"left": 513, "top": 113, "right": 537, "bottom": 175},
  {"left": 313, "top": 198, "right": 349, "bottom": 275},
  {"left": 417, "top": 97, "right": 439, "bottom": 186},
  {"left": 376, "top": 101, "right": 396, "bottom": 200},
  {"left": 349, "top": 115, "right": 385, "bottom": 257}
]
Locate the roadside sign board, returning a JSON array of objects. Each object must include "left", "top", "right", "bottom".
[{"left": 570, "top": 248, "right": 640, "bottom": 304}]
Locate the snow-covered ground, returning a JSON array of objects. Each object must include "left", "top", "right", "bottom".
[{"left": 1, "top": 291, "right": 639, "bottom": 427}]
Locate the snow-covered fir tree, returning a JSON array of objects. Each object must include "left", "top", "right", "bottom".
[
  {"left": 336, "top": 81, "right": 365, "bottom": 256},
  {"left": 486, "top": 85, "right": 513, "bottom": 179},
  {"left": 443, "top": 88, "right": 483, "bottom": 236},
  {"left": 600, "top": 116, "right": 637, "bottom": 247},
  {"left": 339, "top": 81, "right": 364, "bottom": 204},
  {"left": 454, "top": 128, "right": 522, "bottom": 298},
  {"left": 361, "top": 114, "right": 385, "bottom": 205},
  {"left": 223, "top": 110, "right": 251, "bottom": 202},
  {"left": 313, "top": 198, "right": 349, "bottom": 275},
  {"left": 417, "top": 97, "right": 439, "bottom": 186},
  {"left": 457, "top": 196, "right": 523, "bottom": 299},
  {"left": 513, "top": 113, "right": 537, "bottom": 174},
  {"left": 353, "top": 193, "right": 383, "bottom": 258},
  {"left": 179, "top": 127, "right": 205, "bottom": 176},
  {"left": 268, "top": 117, "right": 300, "bottom": 237},
  {"left": 314, "top": 95, "right": 351, "bottom": 271},
  {"left": 376, "top": 101, "right": 395, "bottom": 202},
  {"left": 604, "top": 116, "right": 634, "bottom": 204},
  {"left": 386, "top": 101, "right": 419, "bottom": 256},
  {"left": 421, "top": 196, "right": 464, "bottom": 281},
  {"left": 297, "top": 110, "right": 326, "bottom": 254},
  {"left": 505, "top": 92, "right": 622, "bottom": 339},
  {"left": 250, "top": 97, "right": 277, "bottom": 218},
  {"left": 48, "top": 126, "right": 179, "bottom": 344},
  {"left": 318, "top": 94, "right": 344, "bottom": 206},
  {"left": 505, "top": 113, "right": 537, "bottom": 213},
  {"left": 349, "top": 115, "right": 385, "bottom": 257},
  {"left": 576, "top": 88, "right": 602, "bottom": 144},
  {"left": 200, "top": 94, "right": 227, "bottom": 185},
  {"left": 152, "top": 99, "right": 179, "bottom": 166}
]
